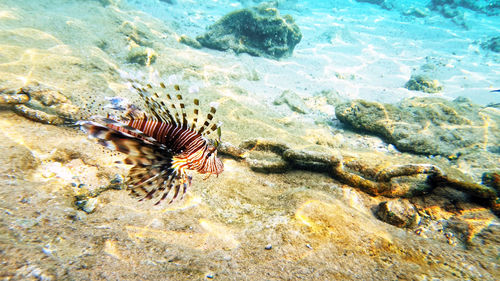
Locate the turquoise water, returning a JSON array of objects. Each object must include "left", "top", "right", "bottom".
[{"left": 129, "top": 0, "right": 500, "bottom": 105}]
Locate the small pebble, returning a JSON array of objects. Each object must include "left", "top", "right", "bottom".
[
  {"left": 110, "top": 174, "right": 124, "bottom": 184},
  {"left": 76, "top": 198, "right": 98, "bottom": 214},
  {"left": 265, "top": 244, "right": 272, "bottom": 250},
  {"left": 42, "top": 245, "right": 54, "bottom": 255},
  {"left": 69, "top": 210, "right": 87, "bottom": 221}
]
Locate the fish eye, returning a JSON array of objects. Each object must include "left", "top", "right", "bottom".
[{"left": 206, "top": 145, "right": 216, "bottom": 158}]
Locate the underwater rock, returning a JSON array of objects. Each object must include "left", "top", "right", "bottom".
[
  {"left": 428, "top": 1, "right": 471, "bottom": 28},
  {"left": 355, "top": 0, "right": 385, "bottom": 5},
  {"left": 283, "top": 149, "right": 340, "bottom": 173},
  {"left": 236, "top": 138, "right": 495, "bottom": 204},
  {"left": 273, "top": 90, "right": 309, "bottom": 114},
  {"left": 332, "top": 161, "right": 442, "bottom": 198},
  {"left": 355, "top": 0, "right": 396, "bottom": 10},
  {"left": 239, "top": 138, "right": 290, "bottom": 155},
  {"left": 235, "top": 138, "right": 498, "bottom": 212},
  {"left": 179, "top": 34, "right": 202, "bottom": 49},
  {"left": 196, "top": 4, "right": 302, "bottom": 59},
  {"left": 0, "top": 88, "right": 29, "bottom": 105},
  {"left": 411, "top": 191, "right": 500, "bottom": 248},
  {"left": 404, "top": 74, "right": 443, "bottom": 93},
  {"left": 482, "top": 171, "right": 500, "bottom": 192},
  {"left": 239, "top": 138, "right": 445, "bottom": 197},
  {"left": 126, "top": 46, "right": 157, "bottom": 66},
  {"left": 96, "top": 0, "right": 114, "bottom": 6},
  {"left": 481, "top": 36, "right": 500, "bottom": 53},
  {"left": 443, "top": 206, "right": 500, "bottom": 248},
  {"left": 239, "top": 138, "right": 290, "bottom": 173},
  {"left": 429, "top": 0, "right": 500, "bottom": 16},
  {"left": 219, "top": 141, "right": 247, "bottom": 159},
  {"left": 69, "top": 210, "right": 87, "bottom": 221},
  {"left": 428, "top": 173, "right": 497, "bottom": 200},
  {"left": 376, "top": 199, "right": 420, "bottom": 228},
  {"left": 1, "top": 82, "right": 79, "bottom": 125},
  {"left": 441, "top": 4, "right": 460, "bottom": 18},
  {"left": 75, "top": 197, "right": 98, "bottom": 214},
  {"left": 335, "top": 97, "right": 500, "bottom": 156},
  {"left": 403, "top": 7, "right": 430, "bottom": 18},
  {"left": 428, "top": 172, "right": 499, "bottom": 216},
  {"left": 428, "top": 0, "right": 500, "bottom": 27},
  {"left": 246, "top": 150, "right": 289, "bottom": 173}
]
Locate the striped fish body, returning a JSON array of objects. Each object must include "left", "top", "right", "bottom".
[
  {"left": 110, "top": 117, "right": 223, "bottom": 174},
  {"left": 79, "top": 82, "right": 223, "bottom": 205}
]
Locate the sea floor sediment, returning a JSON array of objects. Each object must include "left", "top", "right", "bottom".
[{"left": 0, "top": 0, "right": 499, "bottom": 280}]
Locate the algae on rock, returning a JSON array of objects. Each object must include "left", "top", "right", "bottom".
[
  {"left": 335, "top": 97, "right": 500, "bottom": 156},
  {"left": 481, "top": 36, "right": 500, "bottom": 53},
  {"left": 273, "top": 90, "right": 309, "bottom": 114},
  {"left": 376, "top": 199, "right": 420, "bottom": 228},
  {"left": 195, "top": 5, "right": 302, "bottom": 59},
  {"left": 405, "top": 74, "right": 443, "bottom": 93},
  {"left": 126, "top": 46, "right": 157, "bottom": 66}
]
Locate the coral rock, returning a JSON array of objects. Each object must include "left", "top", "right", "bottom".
[
  {"left": 335, "top": 97, "right": 500, "bottom": 156},
  {"left": 126, "top": 46, "right": 157, "bottom": 66},
  {"left": 481, "top": 36, "right": 500, "bottom": 53},
  {"left": 196, "top": 4, "right": 302, "bottom": 59},
  {"left": 376, "top": 199, "right": 420, "bottom": 228},
  {"left": 482, "top": 171, "right": 500, "bottom": 192},
  {"left": 179, "top": 34, "right": 202, "bottom": 49},
  {"left": 404, "top": 74, "right": 443, "bottom": 93}
]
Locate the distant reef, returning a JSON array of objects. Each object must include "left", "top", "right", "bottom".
[
  {"left": 428, "top": 0, "right": 499, "bottom": 28},
  {"left": 404, "top": 74, "right": 443, "bottom": 93},
  {"left": 182, "top": 4, "right": 302, "bottom": 59},
  {"left": 335, "top": 97, "right": 500, "bottom": 157},
  {"left": 429, "top": 0, "right": 500, "bottom": 16},
  {"left": 356, "top": 0, "right": 499, "bottom": 28},
  {"left": 357, "top": 0, "right": 499, "bottom": 16},
  {"left": 481, "top": 36, "right": 500, "bottom": 53}
]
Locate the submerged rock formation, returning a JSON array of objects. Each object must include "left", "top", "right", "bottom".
[
  {"left": 195, "top": 5, "right": 302, "bottom": 59},
  {"left": 429, "top": 0, "right": 500, "bottom": 27},
  {"left": 481, "top": 36, "right": 500, "bottom": 53},
  {"left": 404, "top": 74, "right": 443, "bottom": 93},
  {"left": 429, "top": 0, "right": 500, "bottom": 16},
  {"left": 376, "top": 199, "right": 420, "bottom": 228},
  {"left": 219, "top": 138, "right": 498, "bottom": 207},
  {"left": 335, "top": 97, "right": 500, "bottom": 157},
  {"left": 273, "top": 90, "right": 309, "bottom": 114},
  {"left": 1, "top": 82, "right": 79, "bottom": 125}
]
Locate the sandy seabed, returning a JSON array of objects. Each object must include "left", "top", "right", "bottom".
[{"left": 0, "top": 0, "right": 499, "bottom": 280}]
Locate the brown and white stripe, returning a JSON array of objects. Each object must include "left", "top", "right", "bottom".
[{"left": 78, "top": 82, "right": 223, "bottom": 205}]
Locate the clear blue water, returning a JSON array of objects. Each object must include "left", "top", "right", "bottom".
[{"left": 125, "top": 0, "right": 500, "bottom": 105}]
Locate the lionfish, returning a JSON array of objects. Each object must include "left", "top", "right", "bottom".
[{"left": 78, "top": 82, "right": 224, "bottom": 205}]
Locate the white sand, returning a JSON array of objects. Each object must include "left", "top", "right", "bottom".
[{"left": 130, "top": 0, "right": 500, "bottom": 105}]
